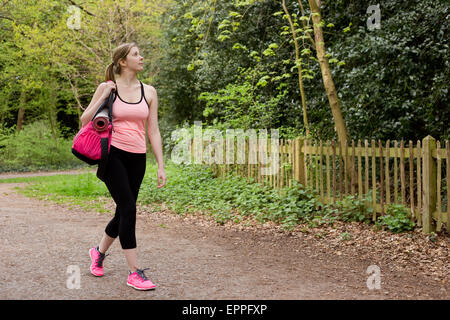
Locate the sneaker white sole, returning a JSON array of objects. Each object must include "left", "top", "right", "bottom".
[{"left": 126, "top": 282, "right": 156, "bottom": 291}]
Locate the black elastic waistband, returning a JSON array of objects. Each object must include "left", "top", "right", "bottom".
[{"left": 110, "top": 145, "right": 146, "bottom": 157}]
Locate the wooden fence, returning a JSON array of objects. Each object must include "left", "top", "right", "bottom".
[{"left": 196, "top": 135, "right": 448, "bottom": 234}]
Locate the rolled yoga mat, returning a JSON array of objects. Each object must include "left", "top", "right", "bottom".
[{"left": 93, "top": 108, "right": 109, "bottom": 132}]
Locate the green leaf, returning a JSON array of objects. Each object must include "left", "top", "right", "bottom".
[
  {"left": 301, "top": 48, "right": 311, "bottom": 55},
  {"left": 217, "top": 34, "right": 231, "bottom": 42},
  {"left": 228, "top": 11, "right": 242, "bottom": 18},
  {"left": 262, "top": 48, "right": 275, "bottom": 56}
]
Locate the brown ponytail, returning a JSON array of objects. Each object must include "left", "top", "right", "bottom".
[
  {"left": 105, "top": 62, "right": 115, "bottom": 82},
  {"left": 104, "top": 42, "right": 138, "bottom": 82}
]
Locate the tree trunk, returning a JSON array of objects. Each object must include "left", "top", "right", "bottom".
[
  {"left": 47, "top": 82, "right": 58, "bottom": 147},
  {"left": 16, "top": 89, "right": 26, "bottom": 132},
  {"left": 308, "top": 0, "right": 349, "bottom": 146},
  {"left": 282, "top": 0, "right": 310, "bottom": 137},
  {"left": 308, "top": 0, "right": 356, "bottom": 187},
  {"left": 67, "top": 72, "right": 83, "bottom": 129}
]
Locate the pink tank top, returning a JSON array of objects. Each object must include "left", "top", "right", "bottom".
[{"left": 110, "top": 81, "right": 150, "bottom": 154}]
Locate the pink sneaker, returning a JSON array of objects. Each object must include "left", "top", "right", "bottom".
[
  {"left": 89, "top": 246, "right": 108, "bottom": 277},
  {"left": 127, "top": 268, "right": 156, "bottom": 290}
]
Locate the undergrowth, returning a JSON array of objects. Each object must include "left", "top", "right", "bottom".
[{"left": 3, "top": 161, "right": 417, "bottom": 233}]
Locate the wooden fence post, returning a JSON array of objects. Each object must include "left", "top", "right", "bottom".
[
  {"left": 294, "top": 138, "right": 305, "bottom": 185},
  {"left": 422, "top": 135, "right": 437, "bottom": 234}
]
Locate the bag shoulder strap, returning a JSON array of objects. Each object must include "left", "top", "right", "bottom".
[
  {"left": 96, "top": 84, "right": 116, "bottom": 182},
  {"left": 91, "top": 82, "right": 117, "bottom": 121}
]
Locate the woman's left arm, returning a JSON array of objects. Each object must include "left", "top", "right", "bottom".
[{"left": 146, "top": 85, "right": 166, "bottom": 188}]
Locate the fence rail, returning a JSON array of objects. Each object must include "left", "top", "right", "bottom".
[{"left": 192, "top": 135, "right": 449, "bottom": 234}]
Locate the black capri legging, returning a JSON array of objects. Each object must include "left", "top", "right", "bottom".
[{"left": 103, "top": 145, "right": 146, "bottom": 250}]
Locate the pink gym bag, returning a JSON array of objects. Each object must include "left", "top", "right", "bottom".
[{"left": 72, "top": 89, "right": 116, "bottom": 181}]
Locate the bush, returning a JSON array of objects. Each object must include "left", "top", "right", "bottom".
[
  {"left": 334, "top": 194, "right": 373, "bottom": 223},
  {"left": 138, "top": 163, "right": 333, "bottom": 229},
  {"left": 267, "top": 181, "right": 335, "bottom": 230},
  {"left": 375, "top": 204, "right": 415, "bottom": 233},
  {"left": 0, "top": 120, "right": 86, "bottom": 172}
]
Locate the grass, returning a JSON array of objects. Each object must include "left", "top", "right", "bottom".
[
  {"left": 1, "top": 172, "right": 111, "bottom": 213},
  {"left": 1, "top": 159, "right": 417, "bottom": 233},
  {"left": 1, "top": 160, "right": 328, "bottom": 229}
]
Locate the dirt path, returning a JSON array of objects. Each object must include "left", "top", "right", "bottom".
[{"left": 0, "top": 173, "right": 448, "bottom": 300}]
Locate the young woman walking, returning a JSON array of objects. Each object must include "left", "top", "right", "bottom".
[{"left": 80, "top": 42, "right": 166, "bottom": 291}]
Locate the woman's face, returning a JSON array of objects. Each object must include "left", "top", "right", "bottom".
[{"left": 121, "top": 46, "right": 144, "bottom": 72}]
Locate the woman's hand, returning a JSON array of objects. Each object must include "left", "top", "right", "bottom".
[
  {"left": 102, "top": 80, "right": 117, "bottom": 99},
  {"left": 157, "top": 167, "right": 166, "bottom": 188}
]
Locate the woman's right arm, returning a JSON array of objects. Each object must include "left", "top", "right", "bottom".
[
  {"left": 80, "top": 83, "right": 108, "bottom": 127},
  {"left": 80, "top": 80, "right": 117, "bottom": 127}
]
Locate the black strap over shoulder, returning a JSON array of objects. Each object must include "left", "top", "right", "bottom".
[
  {"left": 139, "top": 80, "right": 150, "bottom": 106},
  {"left": 140, "top": 80, "right": 144, "bottom": 97}
]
